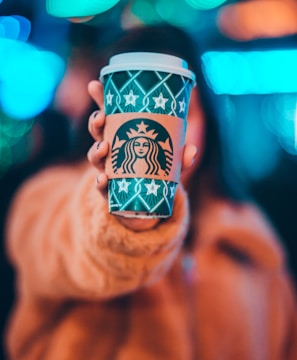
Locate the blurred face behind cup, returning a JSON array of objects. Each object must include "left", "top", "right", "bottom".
[{"left": 54, "top": 56, "right": 95, "bottom": 127}]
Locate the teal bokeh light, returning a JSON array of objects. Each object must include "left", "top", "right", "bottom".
[
  {"left": 155, "top": 0, "right": 200, "bottom": 27},
  {"left": 46, "top": 0, "right": 120, "bottom": 17},
  {"left": 0, "top": 112, "right": 34, "bottom": 145},
  {"left": 221, "top": 96, "right": 281, "bottom": 181},
  {"left": 131, "top": 0, "right": 162, "bottom": 25},
  {"left": 262, "top": 94, "right": 297, "bottom": 155},
  {"left": 0, "top": 112, "right": 35, "bottom": 176},
  {"left": 11, "top": 15, "right": 31, "bottom": 41},
  {"left": 1, "top": 86, "right": 55, "bottom": 120},
  {"left": 0, "top": 15, "right": 31, "bottom": 41},
  {"left": 0, "top": 39, "right": 65, "bottom": 119},
  {"left": 0, "top": 16, "right": 20, "bottom": 40},
  {"left": 0, "top": 23, "right": 4, "bottom": 37},
  {"left": 202, "top": 50, "right": 297, "bottom": 95},
  {"left": 185, "top": 0, "right": 227, "bottom": 10}
]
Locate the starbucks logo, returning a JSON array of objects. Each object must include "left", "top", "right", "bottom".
[{"left": 111, "top": 119, "right": 173, "bottom": 177}]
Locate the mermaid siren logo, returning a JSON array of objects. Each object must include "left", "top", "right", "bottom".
[{"left": 111, "top": 119, "right": 173, "bottom": 177}]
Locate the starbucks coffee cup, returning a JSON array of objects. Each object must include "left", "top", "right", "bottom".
[{"left": 100, "top": 52, "right": 196, "bottom": 218}]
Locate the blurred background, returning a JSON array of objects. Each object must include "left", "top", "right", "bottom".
[{"left": 1, "top": 0, "right": 297, "bottom": 357}]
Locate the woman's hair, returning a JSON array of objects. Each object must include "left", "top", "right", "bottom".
[{"left": 73, "top": 23, "right": 247, "bottom": 206}]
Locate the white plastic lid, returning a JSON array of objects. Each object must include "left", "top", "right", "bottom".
[{"left": 100, "top": 52, "right": 196, "bottom": 84}]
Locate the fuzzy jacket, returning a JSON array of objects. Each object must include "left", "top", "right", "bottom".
[{"left": 5, "top": 162, "right": 297, "bottom": 360}]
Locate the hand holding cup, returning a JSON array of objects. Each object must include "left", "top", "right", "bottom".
[
  {"left": 87, "top": 78, "right": 197, "bottom": 232},
  {"left": 88, "top": 52, "right": 197, "bottom": 228}
]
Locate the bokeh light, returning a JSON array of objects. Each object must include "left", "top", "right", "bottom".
[
  {"left": 0, "top": 16, "right": 20, "bottom": 40},
  {"left": 130, "top": 0, "right": 200, "bottom": 28},
  {"left": 218, "top": 0, "right": 297, "bottom": 41},
  {"left": 0, "top": 112, "right": 35, "bottom": 176},
  {"left": 0, "top": 8, "right": 65, "bottom": 175},
  {"left": 1, "top": 113, "right": 34, "bottom": 146},
  {"left": 185, "top": 0, "right": 227, "bottom": 10},
  {"left": 155, "top": 0, "right": 200, "bottom": 28},
  {"left": 202, "top": 50, "right": 297, "bottom": 95},
  {"left": 262, "top": 94, "right": 297, "bottom": 155},
  {"left": 11, "top": 15, "right": 31, "bottom": 41},
  {"left": 46, "top": 0, "right": 121, "bottom": 18},
  {"left": 0, "top": 39, "right": 65, "bottom": 119},
  {"left": 1, "top": 86, "right": 55, "bottom": 120},
  {"left": 221, "top": 95, "right": 281, "bottom": 181},
  {"left": 0, "top": 23, "right": 4, "bottom": 37},
  {"left": 0, "top": 15, "right": 31, "bottom": 41},
  {"left": 130, "top": 0, "right": 162, "bottom": 25}
]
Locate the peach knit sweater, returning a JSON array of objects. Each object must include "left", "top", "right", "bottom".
[{"left": 4, "top": 162, "right": 297, "bottom": 359}]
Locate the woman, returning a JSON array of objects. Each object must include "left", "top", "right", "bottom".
[{"left": 5, "top": 24, "right": 297, "bottom": 359}]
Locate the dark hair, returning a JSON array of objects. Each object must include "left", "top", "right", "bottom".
[{"left": 73, "top": 24, "right": 247, "bottom": 208}]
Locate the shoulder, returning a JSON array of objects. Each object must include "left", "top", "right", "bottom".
[{"left": 196, "top": 197, "right": 286, "bottom": 271}]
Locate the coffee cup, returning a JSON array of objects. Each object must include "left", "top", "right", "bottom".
[{"left": 100, "top": 52, "right": 196, "bottom": 218}]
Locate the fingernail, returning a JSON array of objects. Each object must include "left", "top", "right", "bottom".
[
  {"left": 94, "top": 110, "right": 100, "bottom": 118},
  {"left": 96, "top": 175, "right": 100, "bottom": 184}
]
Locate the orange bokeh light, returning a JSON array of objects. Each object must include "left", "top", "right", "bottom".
[{"left": 217, "top": 0, "right": 297, "bottom": 41}]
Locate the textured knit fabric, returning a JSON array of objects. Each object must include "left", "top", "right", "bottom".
[{"left": 5, "top": 161, "right": 297, "bottom": 360}]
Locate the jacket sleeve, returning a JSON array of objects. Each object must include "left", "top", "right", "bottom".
[{"left": 6, "top": 164, "right": 189, "bottom": 300}]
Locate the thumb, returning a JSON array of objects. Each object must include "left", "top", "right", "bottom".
[{"left": 88, "top": 80, "right": 104, "bottom": 110}]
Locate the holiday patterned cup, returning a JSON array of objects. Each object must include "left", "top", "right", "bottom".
[{"left": 100, "top": 52, "right": 196, "bottom": 218}]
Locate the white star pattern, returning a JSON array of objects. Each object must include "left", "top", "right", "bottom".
[
  {"left": 106, "top": 90, "right": 114, "bottom": 106},
  {"left": 153, "top": 92, "right": 168, "bottom": 110},
  {"left": 117, "top": 179, "right": 131, "bottom": 193},
  {"left": 179, "top": 98, "right": 186, "bottom": 113},
  {"left": 145, "top": 180, "right": 161, "bottom": 196},
  {"left": 124, "top": 90, "right": 139, "bottom": 107}
]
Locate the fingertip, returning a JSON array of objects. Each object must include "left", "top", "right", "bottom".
[
  {"left": 87, "top": 81, "right": 99, "bottom": 99},
  {"left": 96, "top": 173, "right": 108, "bottom": 190},
  {"left": 189, "top": 145, "right": 198, "bottom": 163},
  {"left": 97, "top": 141, "right": 109, "bottom": 163},
  {"left": 87, "top": 147, "right": 92, "bottom": 163},
  {"left": 88, "top": 108, "right": 106, "bottom": 140},
  {"left": 182, "top": 144, "right": 198, "bottom": 170},
  {"left": 88, "top": 80, "right": 100, "bottom": 92},
  {"left": 90, "top": 109, "right": 105, "bottom": 125},
  {"left": 88, "top": 80, "right": 104, "bottom": 108}
]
